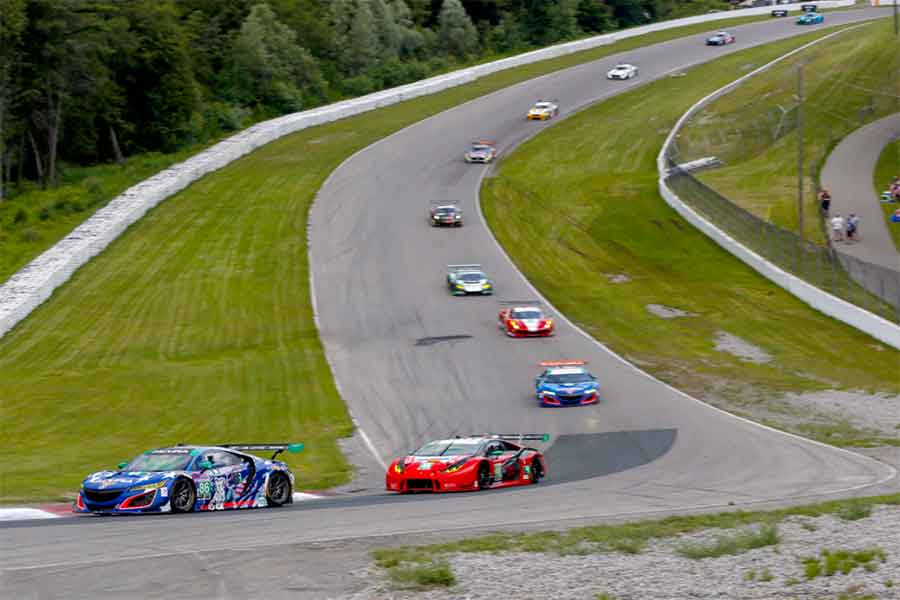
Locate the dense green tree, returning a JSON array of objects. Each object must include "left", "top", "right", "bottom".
[
  {"left": 0, "top": 0, "right": 27, "bottom": 198},
  {"left": 576, "top": 0, "right": 614, "bottom": 33},
  {"left": 438, "top": 0, "right": 478, "bottom": 58},
  {"left": 229, "top": 3, "right": 325, "bottom": 112}
]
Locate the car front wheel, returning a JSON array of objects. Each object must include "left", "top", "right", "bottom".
[
  {"left": 476, "top": 462, "right": 492, "bottom": 490},
  {"left": 170, "top": 478, "right": 196, "bottom": 513}
]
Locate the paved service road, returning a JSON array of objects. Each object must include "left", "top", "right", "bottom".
[
  {"left": 2, "top": 9, "right": 896, "bottom": 598},
  {"left": 821, "top": 113, "right": 900, "bottom": 270}
]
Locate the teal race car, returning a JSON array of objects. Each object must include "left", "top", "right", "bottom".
[
  {"left": 447, "top": 264, "right": 494, "bottom": 296},
  {"left": 797, "top": 13, "right": 823, "bottom": 24}
]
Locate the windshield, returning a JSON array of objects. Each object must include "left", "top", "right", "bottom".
[
  {"left": 511, "top": 309, "right": 542, "bottom": 320},
  {"left": 471, "top": 145, "right": 490, "bottom": 152},
  {"left": 534, "top": 103, "right": 551, "bottom": 109},
  {"left": 615, "top": 65, "right": 630, "bottom": 70},
  {"left": 545, "top": 372, "right": 592, "bottom": 384},
  {"left": 436, "top": 207, "right": 457, "bottom": 214},
  {"left": 124, "top": 451, "right": 194, "bottom": 472},
  {"left": 414, "top": 441, "right": 481, "bottom": 456},
  {"left": 459, "top": 272, "right": 484, "bottom": 282}
]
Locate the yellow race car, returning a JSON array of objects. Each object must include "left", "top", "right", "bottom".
[{"left": 527, "top": 100, "right": 559, "bottom": 120}]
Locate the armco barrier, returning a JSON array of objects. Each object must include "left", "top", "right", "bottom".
[
  {"left": 657, "top": 24, "right": 900, "bottom": 350},
  {"left": 0, "top": 0, "right": 857, "bottom": 338}
]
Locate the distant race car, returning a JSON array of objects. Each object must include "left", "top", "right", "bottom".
[
  {"left": 447, "top": 264, "right": 493, "bottom": 295},
  {"left": 607, "top": 64, "right": 639, "bottom": 80},
  {"left": 797, "top": 13, "right": 823, "bottom": 24},
  {"left": 385, "top": 434, "right": 548, "bottom": 493},
  {"left": 706, "top": 31, "right": 735, "bottom": 45},
  {"left": 430, "top": 204, "right": 463, "bottom": 227},
  {"left": 527, "top": 100, "right": 559, "bottom": 120},
  {"left": 535, "top": 360, "right": 599, "bottom": 407},
  {"left": 498, "top": 302, "right": 554, "bottom": 337},
  {"left": 464, "top": 140, "right": 498, "bottom": 163},
  {"left": 75, "top": 443, "right": 303, "bottom": 515},
  {"left": 771, "top": 9, "right": 789, "bottom": 16}
]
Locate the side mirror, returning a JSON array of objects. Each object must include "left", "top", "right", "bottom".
[
  {"left": 198, "top": 460, "right": 213, "bottom": 470},
  {"left": 117, "top": 461, "right": 128, "bottom": 470}
]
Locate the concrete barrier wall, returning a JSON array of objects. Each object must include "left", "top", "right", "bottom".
[
  {"left": 657, "top": 24, "right": 900, "bottom": 350},
  {"left": 0, "top": 0, "right": 856, "bottom": 338}
]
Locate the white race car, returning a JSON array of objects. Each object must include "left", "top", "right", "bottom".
[{"left": 607, "top": 64, "right": 639, "bottom": 80}]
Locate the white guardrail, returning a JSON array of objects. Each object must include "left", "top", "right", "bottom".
[
  {"left": 657, "top": 24, "right": 900, "bottom": 350},
  {"left": 0, "top": 0, "right": 857, "bottom": 338}
]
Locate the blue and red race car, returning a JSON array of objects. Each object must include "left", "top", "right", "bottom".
[
  {"left": 75, "top": 443, "right": 302, "bottom": 514},
  {"left": 535, "top": 360, "right": 599, "bottom": 406},
  {"left": 386, "top": 434, "right": 548, "bottom": 493}
]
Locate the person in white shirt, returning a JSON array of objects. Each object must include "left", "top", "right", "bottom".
[{"left": 830, "top": 213, "right": 844, "bottom": 242}]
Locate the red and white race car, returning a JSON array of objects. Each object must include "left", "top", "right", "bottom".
[
  {"left": 385, "top": 434, "right": 548, "bottom": 493},
  {"left": 498, "top": 303, "right": 554, "bottom": 337}
]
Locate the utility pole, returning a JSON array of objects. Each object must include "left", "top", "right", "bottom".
[
  {"left": 894, "top": 0, "right": 898, "bottom": 36},
  {"left": 796, "top": 63, "right": 805, "bottom": 241}
]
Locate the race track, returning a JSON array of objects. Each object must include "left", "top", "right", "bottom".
[{"left": 1, "top": 8, "right": 896, "bottom": 598}]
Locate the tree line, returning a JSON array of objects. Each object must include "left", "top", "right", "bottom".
[{"left": 0, "top": 0, "right": 728, "bottom": 199}]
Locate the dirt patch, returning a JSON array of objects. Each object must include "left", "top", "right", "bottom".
[
  {"left": 713, "top": 331, "right": 771, "bottom": 363},
  {"left": 782, "top": 390, "right": 900, "bottom": 438},
  {"left": 646, "top": 304, "right": 696, "bottom": 319}
]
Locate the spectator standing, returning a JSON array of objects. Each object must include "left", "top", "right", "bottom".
[
  {"left": 818, "top": 189, "right": 831, "bottom": 216},
  {"left": 830, "top": 213, "right": 844, "bottom": 242},
  {"left": 847, "top": 213, "right": 859, "bottom": 242}
]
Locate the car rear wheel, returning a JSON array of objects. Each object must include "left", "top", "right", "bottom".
[
  {"left": 266, "top": 472, "right": 292, "bottom": 507},
  {"left": 476, "top": 462, "right": 492, "bottom": 490},
  {"left": 531, "top": 458, "right": 544, "bottom": 484},
  {"left": 170, "top": 478, "right": 196, "bottom": 513}
]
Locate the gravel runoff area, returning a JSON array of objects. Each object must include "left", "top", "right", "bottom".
[{"left": 359, "top": 506, "right": 900, "bottom": 600}]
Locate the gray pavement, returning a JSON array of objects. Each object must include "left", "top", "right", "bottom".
[
  {"left": 821, "top": 113, "right": 900, "bottom": 270},
  {"left": 2, "top": 8, "right": 897, "bottom": 599}
]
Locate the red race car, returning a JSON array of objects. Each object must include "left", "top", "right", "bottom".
[
  {"left": 498, "top": 302, "right": 554, "bottom": 337},
  {"left": 385, "top": 434, "right": 549, "bottom": 493}
]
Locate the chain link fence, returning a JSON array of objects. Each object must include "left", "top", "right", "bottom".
[{"left": 664, "top": 162, "right": 899, "bottom": 323}]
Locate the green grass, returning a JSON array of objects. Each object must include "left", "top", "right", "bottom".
[
  {"left": 481, "top": 22, "right": 900, "bottom": 448},
  {"left": 0, "top": 14, "right": 793, "bottom": 504},
  {"left": 0, "top": 14, "right": 773, "bottom": 290},
  {"left": 835, "top": 501, "right": 873, "bottom": 521},
  {"left": 803, "top": 548, "right": 887, "bottom": 579},
  {"left": 384, "top": 560, "right": 456, "bottom": 589},
  {"left": 675, "top": 524, "right": 779, "bottom": 559},
  {"left": 875, "top": 139, "right": 900, "bottom": 250},
  {"left": 0, "top": 146, "right": 226, "bottom": 284},
  {"left": 682, "top": 22, "right": 900, "bottom": 243},
  {"left": 371, "top": 493, "right": 900, "bottom": 566}
]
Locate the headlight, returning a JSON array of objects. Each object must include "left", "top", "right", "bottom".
[
  {"left": 443, "top": 458, "right": 469, "bottom": 473},
  {"left": 456, "top": 283, "right": 465, "bottom": 289},
  {"left": 541, "top": 390, "right": 556, "bottom": 396},
  {"left": 482, "top": 283, "right": 491, "bottom": 289},
  {"left": 393, "top": 463, "right": 404, "bottom": 473},
  {"left": 129, "top": 481, "right": 166, "bottom": 492},
  {"left": 510, "top": 321, "right": 521, "bottom": 329}
]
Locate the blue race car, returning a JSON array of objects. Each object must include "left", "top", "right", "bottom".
[
  {"left": 535, "top": 361, "right": 599, "bottom": 407},
  {"left": 797, "top": 13, "right": 823, "bottom": 24},
  {"left": 75, "top": 443, "right": 302, "bottom": 514}
]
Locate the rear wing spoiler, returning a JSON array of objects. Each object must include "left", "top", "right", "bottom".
[
  {"left": 472, "top": 140, "right": 496, "bottom": 145},
  {"left": 498, "top": 299, "right": 543, "bottom": 306},
  {"left": 539, "top": 360, "right": 586, "bottom": 367},
  {"left": 461, "top": 433, "right": 551, "bottom": 443},
  {"left": 448, "top": 263, "right": 481, "bottom": 272},
  {"left": 221, "top": 443, "right": 304, "bottom": 460}
]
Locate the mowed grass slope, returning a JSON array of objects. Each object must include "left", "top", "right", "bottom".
[
  {"left": 875, "top": 138, "right": 900, "bottom": 250},
  {"left": 482, "top": 26, "right": 900, "bottom": 447},
  {"left": 682, "top": 21, "right": 900, "bottom": 242},
  {"left": 0, "top": 16, "right": 785, "bottom": 503}
]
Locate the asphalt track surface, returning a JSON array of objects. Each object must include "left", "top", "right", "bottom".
[
  {"left": 821, "top": 112, "right": 900, "bottom": 270},
  {"left": 2, "top": 8, "right": 897, "bottom": 598}
]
